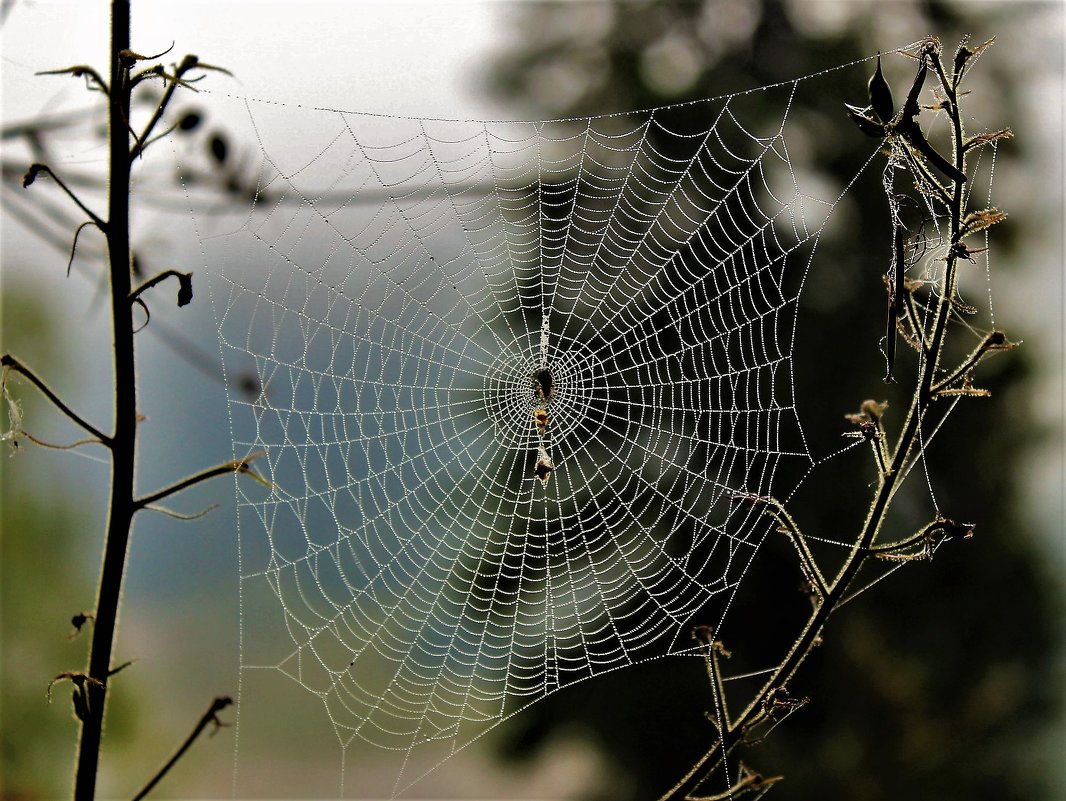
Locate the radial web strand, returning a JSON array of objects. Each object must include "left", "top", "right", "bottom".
[{"left": 199, "top": 69, "right": 868, "bottom": 794}]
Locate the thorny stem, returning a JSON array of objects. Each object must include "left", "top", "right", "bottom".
[{"left": 661, "top": 42, "right": 992, "bottom": 801}]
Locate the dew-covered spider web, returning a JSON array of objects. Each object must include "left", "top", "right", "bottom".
[{"left": 199, "top": 57, "right": 895, "bottom": 795}]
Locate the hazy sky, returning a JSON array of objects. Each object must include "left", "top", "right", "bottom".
[
  {"left": 2, "top": 1, "right": 507, "bottom": 122},
  {"left": 0, "top": 4, "right": 531, "bottom": 797}
]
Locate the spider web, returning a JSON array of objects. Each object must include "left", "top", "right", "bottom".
[{"left": 200, "top": 65, "right": 872, "bottom": 794}]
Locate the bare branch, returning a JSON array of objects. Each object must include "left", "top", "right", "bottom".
[
  {"left": 737, "top": 493, "right": 828, "bottom": 599},
  {"left": 47, "top": 671, "right": 105, "bottom": 703},
  {"left": 22, "top": 163, "right": 107, "bottom": 231},
  {"left": 1, "top": 183, "right": 95, "bottom": 260},
  {"left": 13, "top": 430, "right": 105, "bottom": 451},
  {"left": 132, "top": 452, "right": 267, "bottom": 510},
  {"left": 963, "top": 127, "right": 1013, "bottom": 153},
  {"left": 124, "top": 42, "right": 176, "bottom": 62},
  {"left": 36, "top": 65, "right": 110, "bottom": 95},
  {"left": 870, "top": 517, "right": 975, "bottom": 560},
  {"left": 1, "top": 355, "right": 111, "bottom": 445},
  {"left": 1, "top": 107, "right": 102, "bottom": 141},
  {"left": 901, "top": 280, "right": 929, "bottom": 351},
  {"left": 131, "top": 696, "right": 232, "bottom": 801},
  {"left": 664, "top": 42, "right": 1004, "bottom": 799},
  {"left": 142, "top": 503, "right": 220, "bottom": 521},
  {"left": 66, "top": 221, "right": 104, "bottom": 277},
  {"left": 898, "top": 144, "right": 952, "bottom": 207},
  {"left": 692, "top": 627, "right": 733, "bottom": 736},
  {"left": 689, "top": 762, "right": 784, "bottom": 801},
  {"left": 129, "top": 269, "right": 193, "bottom": 308},
  {"left": 131, "top": 55, "right": 225, "bottom": 161},
  {"left": 932, "top": 330, "right": 1015, "bottom": 395}
]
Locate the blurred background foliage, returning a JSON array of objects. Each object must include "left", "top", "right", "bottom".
[
  {"left": 479, "top": 2, "right": 1063, "bottom": 800},
  {"left": 1, "top": 1, "right": 1062, "bottom": 799}
]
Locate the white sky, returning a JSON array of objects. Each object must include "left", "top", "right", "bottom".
[{"left": 2, "top": 1, "right": 508, "bottom": 122}]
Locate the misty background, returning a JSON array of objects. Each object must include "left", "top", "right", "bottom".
[{"left": 2, "top": 1, "right": 1063, "bottom": 799}]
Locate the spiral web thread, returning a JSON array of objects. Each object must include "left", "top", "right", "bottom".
[{"left": 205, "top": 72, "right": 858, "bottom": 793}]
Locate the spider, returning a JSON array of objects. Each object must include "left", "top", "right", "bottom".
[{"left": 533, "top": 408, "right": 550, "bottom": 435}]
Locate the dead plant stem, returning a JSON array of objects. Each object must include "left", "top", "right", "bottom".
[{"left": 73, "top": 3, "right": 134, "bottom": 798}]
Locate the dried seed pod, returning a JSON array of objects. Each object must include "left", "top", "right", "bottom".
[
  {"left": 178, "top": 110, "right": 202, "bottom": 132},
  {"left": 533, "top": 447, "right": 553, "bottom": 486},
  {"left": 868, "top": 53, "right": 895, "bottom": 123},
  {"left": 533, "top": 408, "right": 550, "bottom": 435}
]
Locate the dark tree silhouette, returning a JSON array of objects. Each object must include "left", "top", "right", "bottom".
[{"left": 482, "top": 3, "right": 1061, "bottom": 799}]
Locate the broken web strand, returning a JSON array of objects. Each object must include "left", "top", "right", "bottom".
[{"left": 192, "top": 44, "right": 957, "bottom": 797}]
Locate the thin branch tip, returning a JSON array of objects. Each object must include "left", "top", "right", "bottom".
[
  {"left": 19, "top": 163, "right": 107, "bottom": 229},
  {"left": 1, "top": 356, "right": 110, "bottom": 445},
  {"left": 129, "top": 269, "right": 194, "bottom": 309},
  {"left": 131, "top": 696, "right": 233, "bottom": 801},
  {"left": 133, "top": 452, "right": 269, "bottom": 510},
  {"left": 36, "top": 64, "right": 109, "bottom": 94}
]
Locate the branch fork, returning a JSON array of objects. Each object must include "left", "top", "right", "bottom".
[{"left": 665, "top": 39, "right": 1009, "bottom": 800}]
